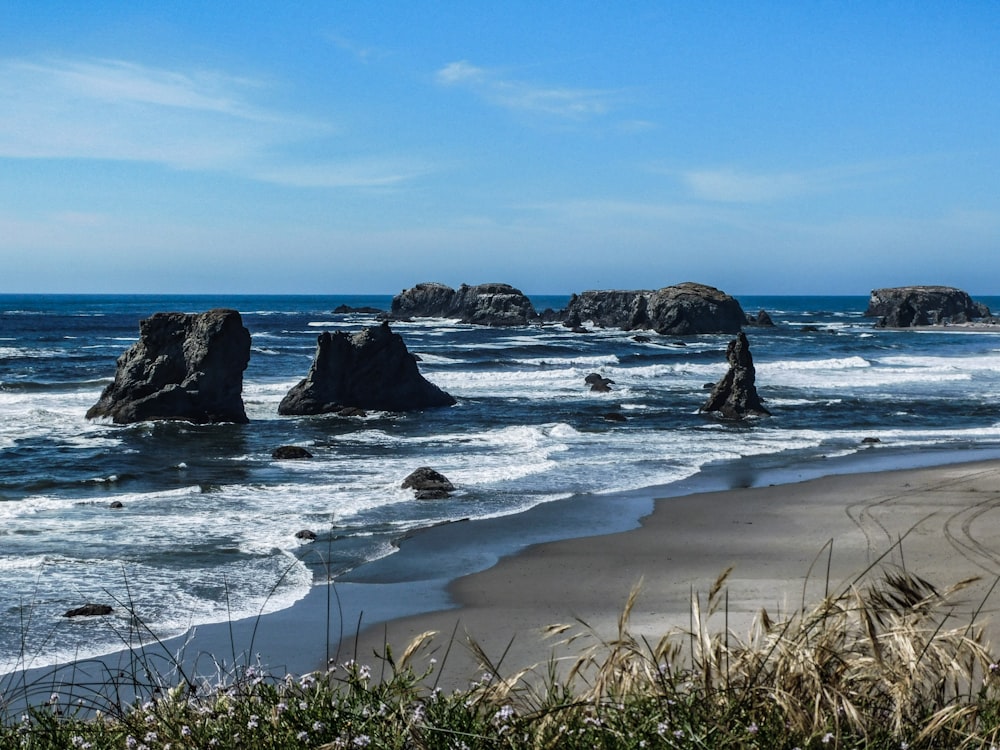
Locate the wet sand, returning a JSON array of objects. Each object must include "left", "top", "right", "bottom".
[{"left": 341, "top": 459, "right": 1000, "bottom": 688}]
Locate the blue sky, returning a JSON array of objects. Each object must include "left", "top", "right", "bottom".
[{"left": 1, "top": 2, "right": 998, "bottom": 295}]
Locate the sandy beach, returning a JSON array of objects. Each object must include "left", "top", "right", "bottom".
[{"left": 341, "top": 456, "right": 1000, "bottom": 688}]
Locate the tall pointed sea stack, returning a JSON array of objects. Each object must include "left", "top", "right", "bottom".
[
  {"left": 700, "top": 332, "right": 770, "bottom": 419},
  {"left": 86, "top": 309, "right": 251, "bottom": 424},
  {"left": 279, "top": 322, "right": 456, "bottom": 414}
]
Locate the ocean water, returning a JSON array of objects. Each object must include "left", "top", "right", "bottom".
[{"left": 2, "top": 292, "right": 1000, "bottom": 674}]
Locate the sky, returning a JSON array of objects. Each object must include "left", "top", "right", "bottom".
[{"left": 1, "top": 2, "right": 998, "bottom": 296}]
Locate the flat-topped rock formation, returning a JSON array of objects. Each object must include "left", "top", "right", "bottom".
[
  {"left": 700, "top": 331, "right": 770, "bottom": 419},
  {"left": 278, "top": 322, "right": 455, "bottom": 415},
  {"left": 562, "top": 282, "right": 746, "bottom": 335},
  {"left": 867, "top": 286, "right": 992, "bottom": 328},
  {"left": 391, "top": 282, "right": 537, "bottom": 326},
  {"left": 86, "top": 309, "right": 251, "bottom": 424}
]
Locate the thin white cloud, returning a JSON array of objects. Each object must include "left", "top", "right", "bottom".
[
  {"left": 27, "top": 59, "right": 267, "bottom": 118},
  {"left": 681, "top": 168, "right": 809, "bottom": 203},
  {"left": 0, "top": 58, "right": 295, "bottom": 165},
  {"left": 326, "top": 33, "right": 391, "bottom": 64},
  {"left": 675, "top": 160, "right": 914, "bottom": 204},
  {"left": 436, "top": 60, "right": 617, "bottom": 118},
  {"left": 437, "top": 60, "right": 488, "bottom": 86},
  {"left": 0, "top": 57, "right": 425, "bottom": 189},
  {"left": 252, "top": 158, "right": 430, "bottom": 188}
]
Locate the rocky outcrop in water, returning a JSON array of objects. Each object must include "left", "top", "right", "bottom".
[
  {"left": 746, "top": 309, "right": 775, "bottom": 327},
  {"left": 700, "top": 332, "right": 770, "bottom": 419},
  {"left": 272, "top": 446, "right": 313, "bottom": 459},
  {"left": 401, "top": 467, "right": 455, "bottom": 499},
  {"left": 866, "top": 286, "right": 992, "bottom": 328},
  {"left": 585, "top": 373, "right": 614, "bottom": 392},
  {"left": 391, "top": 282, "right": 537, "bottom": 326},
  {"left": 63, "top": 603, "right": 113, "bottom": 618},
  {"left": 562, "top": 282, "right": 746, "bottom": 335},
  {"left": 278, "top": 322, "right": 455, "bottom": 415},
  {"left": 86, "top": 309, "right": 251, "bottom": 424}
]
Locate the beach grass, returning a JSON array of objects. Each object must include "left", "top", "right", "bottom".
[{"left": 3, "top": 558, "right": 1000, "bottom": 749}]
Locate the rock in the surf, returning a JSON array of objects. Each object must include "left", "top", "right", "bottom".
[
  {"left": 391, "top": 282, "right": 537, "bottom": 326},
  {"left": 700, "top": 332, "right": 770, "bottom": 419},
  {"left": 562, "top": 282, "right": 746, "bottom": 335},
  {"left": 63, "top": 603, "right": 113, "bottom": 618},
  {"left": 402, "top": 467, "right": 455, "bottom": 499},
  {"left": 866, "top": 286, "right": 992, "bottom": 328},
  {"left": 278, "top": 322, "right": 456, "bottom": 415},
  {"left": 585, "top": 373, "right": 614, "bottom": 392},
  {"left": 272, "top": 446, "right": 313, "bottom": 459},
  {"left": 86, "top": 309, "right": 251, "bottom": 424}
]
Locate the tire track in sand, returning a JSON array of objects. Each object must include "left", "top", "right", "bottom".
[{"left": 845, "top": 467, "right": 1000, "bottom": 570}]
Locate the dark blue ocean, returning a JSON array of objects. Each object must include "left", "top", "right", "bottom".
[{"left": 2, "top": 292, "right": 1000, "bottom": 673}]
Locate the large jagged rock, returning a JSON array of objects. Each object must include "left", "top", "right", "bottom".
[
  {"left": 700, "top": 332, "right": 770, "bottom": 419},
  {"left": 563, "top": 290, "right": 646, "bottom": 330},
  {"left": 866, "top": 286, "right": 992, "bottom": 328},
  {"left": 391, "top": 282, "right": 537, "bottom": 326},
  {"left": 278, "top": 322, "right": 455, "bottom": 415},
  {"left": 86, "top": 309, "right": 251, "bottom": 424},
  {"left": 562, "top": 282, "right": 746, "bottom": 335},
  {"left": 391, "top": 282, "right": 456, "bottom": 318}
]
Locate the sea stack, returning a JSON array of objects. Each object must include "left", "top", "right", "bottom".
[
  {"left": 561, "top": 282, "right": 746, "bottom": 335},
  {"left": 391, "top": 282, "right": 538, "bottom": 326},
  {"left": 86, "top": 309, "right": 251, "bottom": 424},
  {"left": 278, "top": 322, "right": 456, "bottom": 414},
  {"left": 866, "top": 286, "right": 992, "bottom": 328},
  {"left": 700, "top": 332, "right": 770, "bottom": 419}
]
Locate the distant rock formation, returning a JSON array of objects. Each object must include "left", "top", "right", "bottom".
[
  {"left": 561, "top": 282, "right": 746, "bottom": 335},
  {"left": 867, "top": 286, "right": 992, "bottom": 328},
  {"left": 86, "top": 309, "right": 251, "bottom": 424},
  {"left": 401, "top": 466, "right": 455, "bottom": 499},
  {"left": 746, "top": 309, "right": 775, "bottom": 327},
  {"left": 700, "top": 332, "right": 770, "bottom": 419},
  {"left": 278, "top": 322, "right": 455, "bottom": 415},
  {"left": 391, "top": 282, "right": 537, "bottom": 326}
]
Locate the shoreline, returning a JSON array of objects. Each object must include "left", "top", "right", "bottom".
[
  {"left": 342, "top": 451, "right": 1000, "bottom": 688},
  {"left": 5, "top": 444, "right": 1000, "bottom": 710}
]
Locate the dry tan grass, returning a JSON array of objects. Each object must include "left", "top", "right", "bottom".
[{"left": 457, "top": 561, "right": 1000, "bottom": 747}]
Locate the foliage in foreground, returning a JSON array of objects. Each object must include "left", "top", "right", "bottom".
[{"left": 4, "top": 564, "right": 1000, "bottom": 749}]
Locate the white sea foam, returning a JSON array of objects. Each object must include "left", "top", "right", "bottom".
[
  {"left": 411, "top": 352, "right": 466, "bottom": 365},
  {"left": 512, "top": 354, "right": 620, "bottom": 367},
  {"left": 759, "top": 356, "right": 872, "bottom": 372},
  {"left": 0, "top": 346, "right": 67, "bottom": 359}
]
